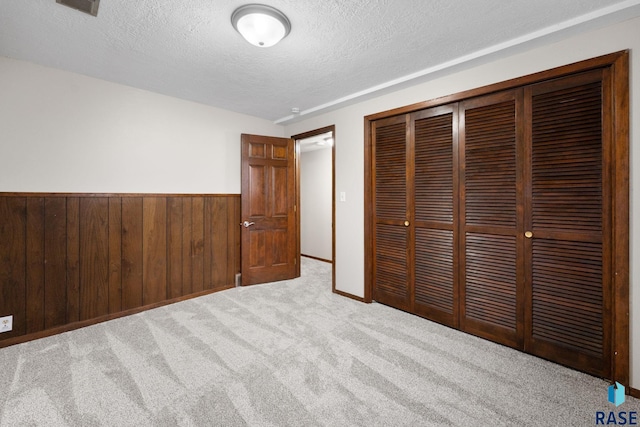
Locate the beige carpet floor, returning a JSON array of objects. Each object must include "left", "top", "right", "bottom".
[{"left": 1, "top": 257, "right": 638, "bottom": 426}]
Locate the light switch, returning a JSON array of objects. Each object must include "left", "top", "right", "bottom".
[{"left": 340, "top": 192, "right": 346, "bottom": 202}]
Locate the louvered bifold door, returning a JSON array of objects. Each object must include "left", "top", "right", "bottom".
[
  {"left": 460, "top": 90, "right": 524, "bottom": 348},
  {"left": 412, "top": 105, "right": 458, "bottom": 327},
  {"left": 372, "top": 115, "right": 411, "bottom": 311},
  {"left": 524, "top": 70, "right": 611, "bottom": 377}
]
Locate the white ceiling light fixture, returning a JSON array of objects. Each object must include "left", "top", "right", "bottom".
[
  {"left": 56, "top": 0, "right": 100, "bottom": 16},
  {"left": 231, "top": 4, "right": 291, "bottom": 48}
]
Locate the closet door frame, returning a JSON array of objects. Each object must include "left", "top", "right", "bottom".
[{"left": 364, "top": 50, "right": 629, "bottom": 385}]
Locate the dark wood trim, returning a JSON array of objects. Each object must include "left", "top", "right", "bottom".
[
  {"left": 295, "top": 138, "right": 302, "bottom": 278},
  {"left": 292, "top": 125, "right": 335, "bottom": 142},
  {"left": 630, "top": 387, "right": 640, "bottom": 399},
  {"left": 301, "top": 254, "right": 332, "bottom": 264},
  {"left": 334, "top": 289, "right": 367, "bottom": 303},
  {"left": 363, "top": 117, "right": 373, "bottom": 303},
  {"left": 365, "top": 51, "right": 628, "bottom": 122},
  {"left": 0, "top": 285, "right": 234, "bottom": 349},
  {"left": 610, "top": 51, "right": 630, "bottom": 387},
  {"left": 331, "top": 129, "right": 336, "bottom": 299},
  {"left": 292, "top": 125, "right": 337, "bottom": 295},
  {"left": 364, "top": 50, "right": 629, "bottom": 384}
]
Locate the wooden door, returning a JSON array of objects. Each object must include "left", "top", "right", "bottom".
[
  {"left": 372, "top": 115, "right": 411, "bottom": 311},
  {"left": 459, "top": 90, "right": 524, "bottom": 349},
  {"left": 523, "top": 70, "right": 611, "bottom": 377},
  {"left": 241, "top": 134, "right": 298, "bottom": 286},
  {"left": 412, "top": 105, "right": 459, "bottom": 327}
]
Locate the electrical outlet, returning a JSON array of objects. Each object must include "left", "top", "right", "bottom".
[{"left": 0, "top": 315, "right": 13, "bottom": 333}]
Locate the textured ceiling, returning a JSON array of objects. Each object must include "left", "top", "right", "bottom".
[{"left": 1, "top": 0, "right": 639, "bottom": 124}]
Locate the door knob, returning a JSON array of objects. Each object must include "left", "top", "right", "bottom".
[
  {"left": 524, "top": 231, "right": 533, "bottom": 238},
  {"left": 404, "top": 220, "right": 410, "bottom": 227},
  {"left": 242, "top": 221, "right": 255, "bottom": 228}
]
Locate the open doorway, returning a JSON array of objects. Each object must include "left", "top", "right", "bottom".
[{"left": 293, "top": 126, "right": 335, "bottom": 291}]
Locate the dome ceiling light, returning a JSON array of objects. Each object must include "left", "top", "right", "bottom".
[
  {"left": 56, "top": 0, "right": 100, "bottom": 16},
  {"left": 231, "top": 4, "right": 291, "bottom": 48}
]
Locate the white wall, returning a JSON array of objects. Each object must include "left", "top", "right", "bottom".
[
  {"left": 300, "top": 147, "right": 332, "bottom": 261},
  {"left": 0, "top": 57, "right": 284, "bottom": 194},
  {"left": 285, "top": 16, "right": 640, "bottom": 388}
]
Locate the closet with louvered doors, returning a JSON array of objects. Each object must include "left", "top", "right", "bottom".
[
  {"left": 369, "top": 63, "right": 618, "bottom": 379},
  {"left": 372, "top": 105, "right": 459, "bottom": 326}
]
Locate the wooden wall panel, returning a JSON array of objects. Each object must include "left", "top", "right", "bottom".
[
  {"left": 44, "top": 197, "right": 67, "bottom": 328},
  {"left": 211, "top": 197, "right": 228, "bottom": 289},
  {"left": 191, "top": 197, "right": 205, "bottom": 293},
  {"left": 66, "top": 197, "right": 80, "bottom": 323},
  {"left": 229, "top": 197, "right": 241, "bottom": 283},
  {"left": 122, "top": 197, "right": 143, "bottom": 310},
  {"left": 0, "top": 194, "right": 240, "bottom": 346},
  {"left": 143, "top": 197, "right": 167, "bottom": 305},
  {"left": 167, "top": 197, "right": 183, "bottom": 299},
  {"left": 182, "top": 198, "right": 193, "bottom": 295},
  {"left": 26, "top": 198, "right": 45, "bottom": 333},
  {"left": 108, "top": 198, "right": 122, "bottom": 314},
  {"left": 204, "top": 198, "right": 214, "bottom": 290},
  {"left": 0, "top": 198, "right": 26, "bottom": 339},
  {"left": 79, "top": 198, "right": 110, "bottom": 320}
]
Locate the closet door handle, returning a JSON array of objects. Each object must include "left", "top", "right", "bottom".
[
  {"left": 404, "top": 221, "right": 410, "bottom": 227},
  {"left": 524, "top": 231, "right": 533, "bottom": 239}
]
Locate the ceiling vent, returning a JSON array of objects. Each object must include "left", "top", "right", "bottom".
[{"left": 56, "top": 0, "right": 100, "bottom": 17}]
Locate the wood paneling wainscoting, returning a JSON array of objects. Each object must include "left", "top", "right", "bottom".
[{"left": 0, "top": 193, "right": 240, "bottom": 347}]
